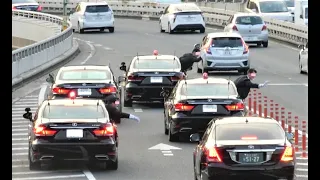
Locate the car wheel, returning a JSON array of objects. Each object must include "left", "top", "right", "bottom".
[
  {"left": 164, "top": 113, "right": 169, "bottom": 135},
  {"left": 160, "top": 22, "right": 165, "bottom": 33},
  {"left": 78, "top": 22, "right": 84, "bottom": 34},
  {"left": 168, "top": 23, "right": 174, "bottom": 34},
  {"left": 28, "top": 148, "right": 41, "bottom": 170},
  {"left": 200, "top": 28, "right": 205, "bottom": 33},
  {"left": 262, "top": 41, "right": 268, "bottom": 48},
  {"left": 168, "top": 122, "right": 179, "bottom": 142},
  {"left": 109, "top": 27, "right": 115, "bottom": 33}
]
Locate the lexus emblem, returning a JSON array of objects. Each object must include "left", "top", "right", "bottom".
[
  {"left": 248, "top": 145, "right": 254, "bottom": 149},
  {"left": 82, "top": 83, "right": 86, "bottom": 86},
  {"left": 155, "top": 72, "right": 159, "bottom": 74},
  {"left": 72, "top": 123, "right": 77, "bottom": 127},
  {"left": 208, "top": 99, "right": 212, "bottom": 102}
]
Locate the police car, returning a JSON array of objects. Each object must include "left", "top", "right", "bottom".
[
  {"left": 22, "top": 93, "right": 119, "bottom": 170},
  {"left": 118, "top": 50, "right": 184, "bottom": 107},
  {"left": 163, "top": 73, "right": 245, "bottom": 142},
  {"left": 46, "top": 65, "right": 122, "bottom": 118}
]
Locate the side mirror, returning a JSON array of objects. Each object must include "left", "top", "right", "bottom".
[
  {"left": 159, "top": 11, "right": 163, "bottom": 15},
  {"left": 117, "top": 76, "right": 126, "bottom": 84},
  {"left": 286, "top": 132, "right": 294, "bottom": 143},
  {"left": 222, "top": 22, "right": 227, "bottom": 26},
  {"left": 190, "top": 133, "right": 201, "bottom": 142},
  {"left": 46, "top": 74, "right": 55, "bottom": 83}
]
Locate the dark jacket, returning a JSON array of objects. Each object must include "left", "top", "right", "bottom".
[
  {"left": 179, "top": 53, "right": 201, "bottom": 72},
  {"left": 106, "top": 104, "right": 130, "bottom": 123},
  {"left": 233, "top": 75, "right": 259, "bottom": 99}
]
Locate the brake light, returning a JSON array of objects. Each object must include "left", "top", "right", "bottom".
[
  {"left": 12, "top": 6, "right": 17, "bottom": 10},
  {"left": 170, "top": 76, "right": 180, "bottom": 81},
  {"left": 93, "top": 123, "right": 114, "bottom": 136},
  {"left": 174, "top": 103, "right": 194, "bottom": 111},
  {"left": 205, "top": 147, "right": 222, "bottom": 162},
  {"left": 127, "top": 74, "right": 144, "bottom": 82},
  {"left": 280, "top": 146, "right": 294, "bottom": 162},
  {"left": 241, "top": 136, "right": 257, "bottom": 140},
  {"left": 232, "top": 25, "right": 238, "bottom": 31},
  {"left": 33, "top": 124, "right": 57, "bottom": 136},
  {"left": 240, "top": 38, "right": 249, "bottom": 54},
  {"left": 225, "top": 102, "right": 244, "bottom": 111},
  {"left": 37, "top": 5, "right": 42, "bottom": 12},
  {"left": 99, "top": 86, "right": 117, "bottom": 94},
  {"left": 262, "top": 25, "right": 267, "bottom": 31},
  {"left": 52, "top": 87, "right": 70, "bottom": 94}
]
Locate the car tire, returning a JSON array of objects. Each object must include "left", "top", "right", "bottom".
[
  {"left": 28, "top": 148, "right": 41, "bottom": 170},
  {"left": 168, "top": 23, "right": 174, "bottom": 34},
  {"left": 168, "top": 122, "right": 179, "bottom": 142},
  {"left": 164, "top": 113, "right": 169, "bottom": 135},
  {"left": 109, "top": 27, "right": 115, "bottom": 33},
  {"left": 78, "top": 22, "right": 84, "bottom": 34},
  {"left": 160, "top": 22, "right": 165, "bottom": 33},
  {"left": 200, "top": 28, "right": 205, "bottom": 33},
  {"left": 262, "top": 41, "right": 268, "bottom": 48}
]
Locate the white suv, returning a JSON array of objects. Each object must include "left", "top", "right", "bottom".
[
  {"left": 159, "top": 3, "right": 206, "bottom": 34},
  {"left": 69, "top": 2, "right": 115, "bottom": 33}
]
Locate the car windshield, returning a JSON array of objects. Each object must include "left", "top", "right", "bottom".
[
  {"left": 133, "top": 59, "right": 180, "bottom": 69},
  {"left": 235, "top": 16, "right": 263, "bottom": 25},
  {"left": 59, "top": 70, "right": 111, "bottom": 80},
  {"left": 211, "top": 37, "right": 243, "bottom": 48},
  {"left": 85, "top": 5, "right": 110, "bottom": 13},
  {"left": 12, "top": 0, "right": 37, "bottom": 3},
  {"left": 305, "top": 7, "right": 308, "bottom": 19},
  {"left": 215, "top": 123, "right": 285, "bottom": 140},
  {"left": 42, "top": 105, "right": 106, "bottom": 119},
  {"left": 180, "top": 83, "right": 237, "bottom": 96},
  {"left": 259, "top": 1, "right": 289, "bottom": 13},
  {"left": 284, "top": 0, "right": 294, "bottom": 7}
]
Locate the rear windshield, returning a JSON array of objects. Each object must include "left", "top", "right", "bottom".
[
  {"left": 133, "top": 59, "right": 180, "bottom": 69},
  {"left": 59, "top": 70, "right": 111, "bottom": 80},
  {"left": 211, "top": 37, "right": 243, "bottom": 48},
  {"left": 284, "top": 0, "right": 294, "bottom": 7},
  {"left": 259, "top": 1, "right": 288, "bottom": 13},
  {"left": 12, "top": 0, "right": 37, "bottom": 3},
  {"left": 42, "top": 105, "right": 105, "bottom": 119},
  {"left": 174, "top": 4, "right": 200, "bottom": 12},
  {"left": 235, "top": 16, "right": 263, "bottom": 25},
  {"left": 85, "top": 5, "right": 110, "bottom": 13},
  {"left": 181, "top": 83, "right": 237, "bottom": 96},
  {"left": 215, "top": 123, "right": 285, "bottom": 140}
]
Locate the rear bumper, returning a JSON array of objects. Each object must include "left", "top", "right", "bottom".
[
  {"left": 81, "top": 20, "right": 114, "bottom": 29},
  {"left": 242, "top": 33, "right": 268, "bottom": 43},
  {"left": 203, "top": 58, "right": 250, "bottom": 71},
  {"left": 172, "top": 24, "right": 205, "bottom": 31},
  {"left": 125, "top": 86, "right": 173, "bottom": 101}
]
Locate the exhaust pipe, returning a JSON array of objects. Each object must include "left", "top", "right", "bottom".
[
  {"left": 179, "top": 127, "right": 192, "bottom": 132},
  {"left": 40, "top": 155, "right": 54, "bottom": 160},
  {"left": 95, "top": 155, "right": 109, "bottom": 160}
]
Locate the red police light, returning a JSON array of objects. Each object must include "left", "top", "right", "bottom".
[
  {"left": 203, "top": 73, "right": 208, "bottom": 79},
  {"left": 68, "top": 91, "right": 76, "bottom": 99},
  {"left": 153, "top": 50, "right": 159, "bottom": 56}
]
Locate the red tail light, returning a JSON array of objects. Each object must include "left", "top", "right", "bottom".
[
  {"left": 37, "top": 5, "right": 42, "bottom": 12},
  {"left": 225, "top": 102, "right": 244, "bottom": 111},
  {"left": 99, "top": 86, "right": 117, "bottom": 94},
  {"left": 262, "top": 25, "right": 267, "bottom": 31},
  {"left": 280, "top": 146, "right": 294, "bottom": 162},
  {"left": 170, "top": 76, "right": 180, "bottom": 81},
  {"left": 127, "top": 74, "right": 144, "bottom": 82},
  {"left": 240, "top": 38, "right": 249, "bottom": 54},
  {"left": 33, "top": 124, "right": 57, "bottom": 136},
  {"left": 232, "top": 25, "right": 238, "bottom": 31},
  {"left": 174, "top": 103, "right": 194, "bottom": 111},
  {"left": 52, "top": 87, "right": 70, "bottom": 94},
  {"left": 205, "top": 147, "right": 222, "bottom": 163},
  {"left": 93, "top": 123, "right": 114, "bottom": 136},
  {"left": 12, "top": 6, "right": 17, "bottom": 10}
]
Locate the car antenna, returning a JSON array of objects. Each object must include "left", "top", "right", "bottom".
[{"left": 227, "top": 76, "right": 231, "bottom": 99}]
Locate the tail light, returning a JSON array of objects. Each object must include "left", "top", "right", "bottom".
[
  {"left": 205, "top": 147, "right": 222, "bottom": 163},
  {"left": 37, "top": 5, "right": 42, "bottom": 12},
  {"left": 99, "top": 86, "right": 117, "bottom": 94},
  {"left": 240, "top": 38, "right": 249, "bottom": 54},
  {"left": 262, "top": 25, "right": 267, "bottom": 31},
  {"left": 93, "top": 123, "right": 114, "bottom": 136},
  {"left": 173, "top": 14, "right": 177, "bottom": 23},
  {"left": 232, "top": 25, "right": 238, "bottom": 31},
  {"left": 280, "top": 146, "right": 294, "bottom": 162},
  {"left": 33, "top": 124, "right": 57, "bottom": 137},
  {"left": 174, "top": 103, "right": 194, "bottom": 111},
  {"left": 225, "top": 102, "right": 244, "bottom": 111},
  {"left": 52, "top": 87, "right": 70, "bottom": 94},
  {"left": 12, "top": 6, "right": 17, "bottom": 10},
  {"left": 170, "top": 76, "right": 180, "bottom": 81},
  {"left": 127, "top": 74, "right": 144, "bottom": 82}
]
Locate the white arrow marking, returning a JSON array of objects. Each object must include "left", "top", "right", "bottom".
[{"left": 148, "top": 143, "right": 181, "bottom": 151}]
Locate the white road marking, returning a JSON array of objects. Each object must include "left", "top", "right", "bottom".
[
  {"left": 163, "top": 154, "right": 174, "bottom": 156},
  {"left": 12, "top": 174, "right": 86, "bottom": 180},
  {"left": 12, "top": 138, "right": 28, "bottom": 141},
  {"left": 80, "top": 41, "right": 95, "bottom": 65},
  {"left": 12, "top": 152, "right": 28, "bottom": 156},
  {"left": 12, "top": 128, "right": 28, "bottom": 132},
  {"left": 12, "top": 133, "right": 28, "bottom": 136},
  {"left": 12, "top": 121, "right": 27, "bottom": 124},
  {"left": 134, "top": 108, "right": 143, "bottom": 112},
  {"left": 12, "top": 159, "right": 27, "bottom": 162},
  {"left": 297, "top": 162, "right": 308, "bottom": 166},
  {"left": 104, "top": 47, "right": 113, "bottom": 50},
  {"left": 12, "top": 170, "right": 79, "bottom": 175},
  {"left": 12, "top": 143, "right": 28, "bottom": 146},
  {"left": 12, "top": 165, "right": 28, "bottom": 168},
  {"left": 14, "top": 101, "right": 37, "bottom": 104},
  {"left": 82, "top": 167, "right": 96, "bottom": 180},
  {"left": 94, "top": 44, "right": 102, "bottom": 47},
  {"left": 267, "top": 83, "right": 308, "bottom": 86},
  {"left": 13, "top": 147, "right": 28, "bottom": 150},
  {"left": 296, "top": 168, "right": 308, "bottom": 172},
  {"left": 13, "top": 125, "right": 28, "bottom": 128},
  {"left": 12, "top": 104, "right": 38, "bottom": 107},
  {"left": 296, "top": 175, "right": 308, "bottom": 178},
  {"left": 296, "top": 157, "right": 308, "bottom": 160}
]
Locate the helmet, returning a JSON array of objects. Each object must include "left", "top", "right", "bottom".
[{"left": 105, "top": 95, "right": 118, "bottom": 104}]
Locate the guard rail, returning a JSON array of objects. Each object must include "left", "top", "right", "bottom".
[
  {"left": 38, "top": 0, "right": 307, "bottom": 45},
  {"left": 12, "top": 10, "right": 74, "bottom": 86}
]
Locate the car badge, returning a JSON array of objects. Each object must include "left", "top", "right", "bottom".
[
  {"left": 72, "top": 123, "right": 77, "bottom": 127},
  {"left": 248, "top": 145, "right": 254, "bottom": 149},
  {"left": 82, "top": 83, "right": 86, "bottom": 86},
  {"left": 155, "top": 72, "right": 159, "bottom": 74},
  {"left": 208, "top": 99, "right": 212, "bottom": 102}
]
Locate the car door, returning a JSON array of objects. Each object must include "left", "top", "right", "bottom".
[
  {"left": 301, "top": 43, "right": 308, "bottom": 71},
  {"left": 161, "top": 5, "right": 170, "bottom": 30},
  {"left": 224, "top": 15, "right": 234, "bottom": 32},
  {"left": 70, "top": 4, "right": 81, "bottom": 29}
]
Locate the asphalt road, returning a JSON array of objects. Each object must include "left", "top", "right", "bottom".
[{"left": 12, "top": 18, "right": 308, "bottom": 180}]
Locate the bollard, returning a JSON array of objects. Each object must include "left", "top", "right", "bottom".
[
  {"left": 301, "top": 120, "right": 307, "bottom": 157},
  {"left": 253, "top": 91, "right": 257, "bottom": 115},
  {"left": 281, "top": 107, "right": 285, "bottom": 129},
  {"left": 287, "top": 112, "right": 292, "bottom": 133},
  {"left": 269, "top": 100, "right": 274, "bottom": 118},
  {"left": 263, "top": 96, "right": 268, "bottom": 118},
  {"left": 258, "top": 93, "right": 262, "bottom": 117},
  {"left": 294, "top": 116, "right": 299, "bottom": 152},
  {"left": 275, "top": 104, "right": 279, "bottom": 122}
]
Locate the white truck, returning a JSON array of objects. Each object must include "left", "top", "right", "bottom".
[{"left": 294, "top": 0, "right": 308, "bottom": 25}]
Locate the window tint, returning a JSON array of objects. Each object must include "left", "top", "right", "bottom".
[
  {"left": 284, "top": 0, "right": 294, "bottom": 7},
  {"left": 259, "top": 1, "right": 288, "bottom": 13},
  {"left": 59, "top": 70, "right": 111, "bottom": 80},
  {"left": 211, "top": 37, "right": 243, "bottom": 48},
  {"left": 305, "top": 7, "right": 308, "bottom": 19},
  {"left": 215, "top": 123, "right": 285, "bottom": 140},
  {"left": 133, "top": 59, "right": 180, "bottom": 69},
  {"left": 85, "top": 5, "right": 110, "bottom": 13},
  {"left": 42, "top": 105, "right": 106, "bottom": 119},
  {"left": 12, "top": 0, "right": 37, "bottom": 3},
  {"left": 180, "top": 83, "right": 237, "bottom": 96},
  {"left": 235, "top": 16, "right": 263, "bottom": 25}
]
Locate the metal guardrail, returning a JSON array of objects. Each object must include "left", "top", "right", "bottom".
[
  {"left": 12, "top": 10, "right": 73, "bottom": 82},
  {"left": 38, "top": 0, "right": 307, "bottom": 45}
]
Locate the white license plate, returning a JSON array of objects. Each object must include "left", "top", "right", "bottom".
[
  {"left": 150, "top": 77, "right": 163, "bottom": 83},
  {"left": 225, "top": 51, "right": 231, "bottom": 55},
  {"left": 78, "top": 89, "right": 91, "bottom": 96},
  {"left": 66, "top": 129, "right": 83, "bottom": 138},
  {"left": 203, "top": 105, "right": 217, "bottom": 112}
]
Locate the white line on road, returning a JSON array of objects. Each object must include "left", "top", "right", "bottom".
[
  {"left": 134, "top": 108, "right": 143, "bottom": 112},
  {"left": 82, "top": 167, "right": 96, "bottom": 180},
  {"left": 297, "top": 162, "right": 308, "bottom": 166},
  {"left": 12, "top": 174, "right": 86, "bottom": 180},
  {"left": 268, "top": 83, "right": 308, "bottom": 86},
  {"left": 12, "top": 143, "right": 28, "bottom": 146},
  {"left": 12, "top": 133, "right": 28, "bottom": 136},
  {"left": 296, "top": 175, "right": 308, "bottom": 178},
  {"left": 12, "top": 170, "right": 79, "bottom": 175},
  {"left": 163, "top": 153, "right": 174, "bottom": 156},
  {"left": 161, "top": 150, "right": 172, "bottom": 153},
  {"left": 12, "top": 125, "right": 28, "bottom": 128},
  {"left": 12, "top": 159, "right": 27, "bottom": 162},
  {"left": 13, "top": 147, "right": 28, "bottom": 150},
  {"left": 12, "top": 121, "right": 27, "bottom": 124},
  {"left": 14, "top": 101, "right": 37, "bottom": 104},
  {"left": 12, "top": 104, "right": 38, "bottom": 107},
  {"left": 296, "top": 157, "right": 308, "bottom": 160},
  {"left": 80, "top": 41, "right": 95, "bottom": 65},
  {"left": 12, "top": 138, "right": 28, "bottom": 141},
  {"left": 12, "top": 152, "right": 28, "bottom": 156},
  {"left": 12, "top": 165, "right": 28, "bottom": 168},
  {"left": 296, "top": 168, "right": 308, "bottom": 172},
  {"left": 12, "top": 128, "right": 28, "bottom": 132}
]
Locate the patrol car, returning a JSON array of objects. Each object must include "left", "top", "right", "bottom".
[
  {"left": 118, "top": 50, "right": 184, "bottom": 107},
  {"left": 45, "top": 65, "right": 122, "bottom": 122},
  {"left": 163, "top": 73, "right": 245, "bottom": 142}
]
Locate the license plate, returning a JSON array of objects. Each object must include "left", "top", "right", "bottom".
[
  {"left": 238, "top": 153, "right": 263, "bottom": 163},
  {"left": 66, "top": 129, "right": 83, "bottom": 138},
  {"left": 150, "top": 77, "right": 163, "bottom": 83},
  {"left": 78, "top": 89, "right": 91, "bottom": 96},
  {"left": 225, "top": 51, "right": 231, "bottom": 55},
  {"left": 202, "top": 105, "right": 217, "bottom": 112}
]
